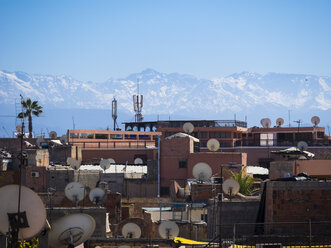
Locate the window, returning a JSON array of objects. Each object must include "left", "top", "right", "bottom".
[
  {"left": 95, "top": 134, "right": 108, "bottom": 139},
  {"left": 317, "top": 132, "right": 324, "bottom": 138},
  {"left": 125, "top": 134, "right": 137, "bottom": 139},
  {"left": 179, "top": 160, "right": 187, "bottom": 168},
  {"left": 160, "top": 187, "right": 170, "bottom": 196}
]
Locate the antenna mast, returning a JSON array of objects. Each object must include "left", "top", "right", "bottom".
[
  {"left": 133, "top": 78, "right": 143, "bottom": 122},
  {"left": 112, "top": 98, "right": 119, "bottom": 130}
]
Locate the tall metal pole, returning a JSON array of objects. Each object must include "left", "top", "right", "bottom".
[
  {"left": 219, "top": 167, "right": 223, "bottom": 248},
  {"left": 157, "top": 134, "right": 161, "bottom": 197}
]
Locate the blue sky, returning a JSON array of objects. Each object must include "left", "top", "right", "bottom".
[{"left": 0, "top": 0, "right": 331, "bottom": 82}]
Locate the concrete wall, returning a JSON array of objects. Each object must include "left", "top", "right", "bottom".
[
  {"left": 26, "top": 149, "right": 49, "bottom": 167},
  {"left": 264, "top": 181, "right": 331, "bottom": 236},
  {"left": 207, "top": 200, "right": 260, "bottom": 239},
  {"left": 269, "top": 161, "right": 293, "bottom": 179},
  {"left": 74, "top": 170, "right": 100, "bottom": 190},
  {"left": 49, "top": 145, "right": 72, "bottom": 164},
  {"left": 82, "top": 148, "right": 158, "bottom": 164},
  {"left": 125, "top": 179, "right": 158, "bottom": 198},
  {"left": 100, "top": 173, "right": 124, "bottom": 194},
  {"left": 46, "top": 167, "right": 75, "bottom": 191}
]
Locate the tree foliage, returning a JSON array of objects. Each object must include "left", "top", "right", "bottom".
[
  {"left": 17, "top": 98, "right": 43, "bottom": 138},
  {"left": 231, "top": 170, "right": 260, "bottom": 195}
]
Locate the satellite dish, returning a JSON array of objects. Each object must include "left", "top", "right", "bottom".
[
  {"left": 222, "top": 178, "right": 240, "bottom": 196},
  {"left": 48, "top": 213, "right": 96, "bottom": 248},
  {"left": 67, "top": 158, "right": 81, "bottom": 170},
  {"left": 49, "top": 131, "right": 57, "bottom": 139},
  {"left": 276, "top": 118, "right": 284, "bottom": 127},
  {"left": 121, "top": 223, "right": 142, "bottom": 238},
  {"left": 297, "top": 141, "right": 308, "bottom": 152},
  {"left": 311, "top": 116, "right": 320, "bottom": 126},
  {"left": 134, "top": 158, "right": 143, "bottom": 164},
  {"left": 183, "top": 122, "right": 194, "bottom": 134},
  {"left": 89, "top": 188, "right": 106, "bottom": 205},
  {"left": 260, "top": 118, "right": 271, "bottom": 128},
  {"left": 0, "top": 185, "right": 46, "bottom": 240},
  {"left": 16, "top": 125, "right": 22, "bottom": 132},
  {"left": 207, "top": 138, "right": 220, "bottom": 152},
  {"left": 192, "top": 162, "right": 212, "bottom": 181},
  {"left": 158, "top": 221, "right": 179, "bottom": 239},
  {"left": 100, "top": 159, "right": 111, "bottom": 170},
  {"left": 64, "top": 182, "right": 86, "bottom": 206},
  {"left": 60, "top": 134, "right": 68, "bottom": 144}
]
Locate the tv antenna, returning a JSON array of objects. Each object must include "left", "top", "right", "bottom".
[
  {"left": 48, "top": 213, "right": 96, "bottom": 248},
  {"left": 133, "top": 78, "right": 143, "bottom": 122},
  {"left": 276, "top": 118, "right": 284, "bottom": 127},
  {"left": 222, "top": 178, "right": 240, "bottom": 200},
  {"left": 158, "top": 221, "right": 179, "bottom": 239},
  {"left": 121, "top": 223, "right": 142, "bottom": 238},
  {"left": 311, "top": 116, "right": 320, "bottom": 127},
  {"left": 112, "top": 97, "right": 119, "bottom": 130},
  {"left": 192, "top": 162, "right": 212, "bottom": 182},
  {"left": 183, "top": 122, "right": 194, "bottom": 134},
  {"left": 207, "top": 138, "right": 220, "bottom": 152},
  {"left": 260, "top": 118, "right": 271, "bottom": 128},
  {"left": 64, "top": 182, "right": 86, "bottom": 207},
  {"left": 0, "top": 185, "right": 47, "bottom": 241}
]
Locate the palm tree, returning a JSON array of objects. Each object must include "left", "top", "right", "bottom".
[
  {"left": 231, "top": 170, "right": 261, "bottom": 195},
  {"left": 17, "top": 98, "right": 43, "bottom": 138}
]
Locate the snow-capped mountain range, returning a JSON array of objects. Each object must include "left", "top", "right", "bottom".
[{"left": 1, "top": 68, "right": 331, "bottom": 136}]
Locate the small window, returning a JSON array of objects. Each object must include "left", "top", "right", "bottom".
[
  {"left": 179, "top": 160, "right": 187, "bottom": 168},
  {"left": 160, "top": 187, "right": 170, "bottom": 196},
  {"left": 95, "top": 134, "right": 108, "bottom": 139},
  {"left": 317, "top": 132, "right": 324, "bottom": 138}
]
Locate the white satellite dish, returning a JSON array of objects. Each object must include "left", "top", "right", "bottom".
[
  {"left": 183, "top": 122, "right": 194, "bottom": 134},
  {"left": 0, "top": 185, "right": 46, "bottom": 240},
  {"left": 276, "top": 118, "right": 284, "bottom": 127},
  {"left": 49, "top": 131, "right": 57, "bottom": 139},
  {"left": 158, "top": 221, "right": 179, "bottom": 239},
  {"left": 207, "top": 138, "right": 220, "bottom": 152},
  {"left": 60, "top": 134, "right": 68, "bottom": 144},
  {"left": 260, "top": 118, "right": 271, "bottom": 128},
  {"left": 16, "top": 125, "right": 22, "bottom": 132},
  {"left": 64, "top": 182, "right": 86, "bottom": 206},
  {"left": 134, "top": 158, "right": 143, "bottom": 164},
  {"left": 89, "top": 188, "right": 106, "bottom": 205},
  {"left": 48, "top": 213, "right": 96, "bottom": 248},
  {"left": 222, "top": 178, "right": 240, "bottom": 197},
  {"left": 100, "top": 159, "right": 111, "bottom": 170},
  {"left": 121, "top": 223, "right": 142, "bottom": 238},
  {"left": 297, "top": 141, "right": 308, "bottom": 152},
  {"left": 311, "top": 116, "right": 320, "bottom": 126},
  {"left": 192, "top": 162, "right": 212, "bottom": 181}
]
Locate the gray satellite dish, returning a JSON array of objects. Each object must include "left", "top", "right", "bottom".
[
  {"left": 183, "top": 122, "right": 194, "bottom": 134},
  {"left": 158, "top": 221, "right": 179, "bottom": 239},
  {"left": 60, "top": 134, "right": 68, "bottom": 144},
  {"left": 207, "top": 138, "right": 220, "bottom": 151},
  {"left": 192, "top": 162, "right": 212, "bottom": 181},
  {"left": 134, "top": 158, "right": 143, "bottom": 164},
  {"left": 89, "top": 188, "right": 106, "bottom": 206},
  {"left": 67, "top": 158, "right": 81, "bottom": 170},
  {"left": 49, "top": 131, "right": 57, "bottom": 139},
  {"left": 64, "top": 182, "right": 86, "bottom": 206},
  {"left": 100, "top": 159, "right": 112, "bottom": 170},
  {"left": 222, "top": 178, "right": 240, "bottom": 197},
  {"left": 276, "top": 118, "right": 284, "bottom": 127},
  {"left": 48, "top": 213, "right": 96, "bottom": 248},
  {"left": 261, "top": 118, "right": 271, "bottom": 128},
  {"left": 0, "top": 185, "right": 46, "bottom": 240},
  {"left": 297, "top": 141, "right": 308, "bottom": 152},
  {"left": 311, "top": 116, "right": 320, "bottom": 126},
  {"left": 121, "top": 223, "right": 142, "bottom": 238}
]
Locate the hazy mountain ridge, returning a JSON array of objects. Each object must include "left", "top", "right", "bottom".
[{"left": 1, "top": 69, "right": 331, "bottom": 130}]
